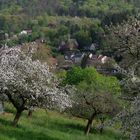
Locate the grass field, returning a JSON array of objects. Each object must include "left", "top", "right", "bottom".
[{"left": 0, "top": 103, "right": 126, "bottom": 140}]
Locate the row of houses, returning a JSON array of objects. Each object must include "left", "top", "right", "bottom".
[
  {"left": 58, "top": 50, "right": 118, "bottom": 75},
  {"left": 58, "top": 39, "right": 98, "bottom": 53},
  {"left": 0, "top": 29, "right": 32, "bottom": 40},
  {"left": 57, "top": 39, "right": 118, "bottom": 75}
]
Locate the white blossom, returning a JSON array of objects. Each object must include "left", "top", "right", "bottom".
[{"left": 0, "top": 47, "right": 72, "bottom": 112}]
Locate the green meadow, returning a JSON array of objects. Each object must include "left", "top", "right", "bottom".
[{"left": 0, "top": 103, "right": 126, "bottom": 140}]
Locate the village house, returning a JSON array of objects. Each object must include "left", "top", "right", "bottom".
[
  {"left": 19, "top": 29, "right": 32, "bottom": 36},
  {"left": 86, "top": 54, "right": 118, "bottom": 75},
  {"left": 71, "top": 52, "right": 84, "bottom": 64},
  {"left": 48, "top": 23, "right": 57, "bottom": 28},
  {"left": 58, "top": 41, "right": 117, "bottom": 76},
  {"left": 58, "top": 39, "right": 79, "bottom": 53},
  {"left": 63, "top": 49, "right": 84, "bottom": 63},
  {"left": 82, "top": 43, "right": 98, "bottom": 52}
]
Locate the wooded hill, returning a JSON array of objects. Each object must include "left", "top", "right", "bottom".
[{"left": 0, "top": 0, "right": 139, "bottom": 55}]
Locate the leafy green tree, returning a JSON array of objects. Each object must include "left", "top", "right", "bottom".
[
  {"left": 64, "top": 67, "right": 121, "bottom": 135},
  {"left": 74, "top": 30, "right": 92, "bottom": 49}
]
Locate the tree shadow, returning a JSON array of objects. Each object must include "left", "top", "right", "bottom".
[
  {"left": 0, "top": 119, "right": 61, "bottom": 140},
  {"left": 0, "top": 129, "right": 60, "bottom": 140},
  {"left": 33, "top": 118, "right": 85, "bottom": 134},
  {"left": 0, "top": 118, "right": 11, "bottom": 126},
  {"left": 0, "top": 117, "right": 35, "bottom": 131}
]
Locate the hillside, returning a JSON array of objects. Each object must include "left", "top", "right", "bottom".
[
  {"left": 0, "top": 0, "right": 138, "bottom": 53},
  {"left": 0, "top": 1, "right": 140, "bottom": 140},
  {"left": 0, "top": 103, "right": 126, "bottom": 140},
  {"left": 0, "top": 0, "right": 135, "bottom": 33},
  {"left": 0, "top": 0, "right": 134, "bottom": 17}
]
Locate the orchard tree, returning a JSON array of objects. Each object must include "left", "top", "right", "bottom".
[
  {"left": 0, "top": 47, "right": 72, "bottom": 126},
  {"left": 105, "top": 18, "right": 140, "bottom": 140},
  {"left": 64, "top": 67, "right": 121, "bottom": 135},
  {"left": 119, "top": 95, "right": 140, "bottom": 140},
  {"left": 104, "top": 18, "right": 140, "bottom": 97},
  {"left": 105, "top": 18, "right": 140, "bottom": 69}
]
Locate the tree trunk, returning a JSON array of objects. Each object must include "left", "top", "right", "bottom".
[
  {"left": 27, "top": 110, "right": 33, "bottom": 118},
  {"left": 12, "top": 110, "right": 22, "bottom": 127},
  {"left": 85, "top": 119, "right": 93, "bottom": 135},
  {"left": 81, "top": 53, "right": 90, "bottom": 69},
  {"left": 99, "top": 118, "right": 105, "bottom": 134},
  {"left": 85, "top": 113, "right": 96, "bottom": 135},
  {"left": 100, "top": 126, "right": 103, "bottom": 134}
]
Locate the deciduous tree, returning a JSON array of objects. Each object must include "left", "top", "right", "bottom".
[
  {"left": 105, "top": 18, "right": 140, "bottom": 140},
  {"left": 64, "top": 67, "right": 121, "bottom": 135},
  {"left": 0, "top": 47, "right": 71, "bottom": 126}
]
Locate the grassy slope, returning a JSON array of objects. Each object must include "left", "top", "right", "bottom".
[{"left": 0, "top": 104, "right": 126, "bottom": 140}]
